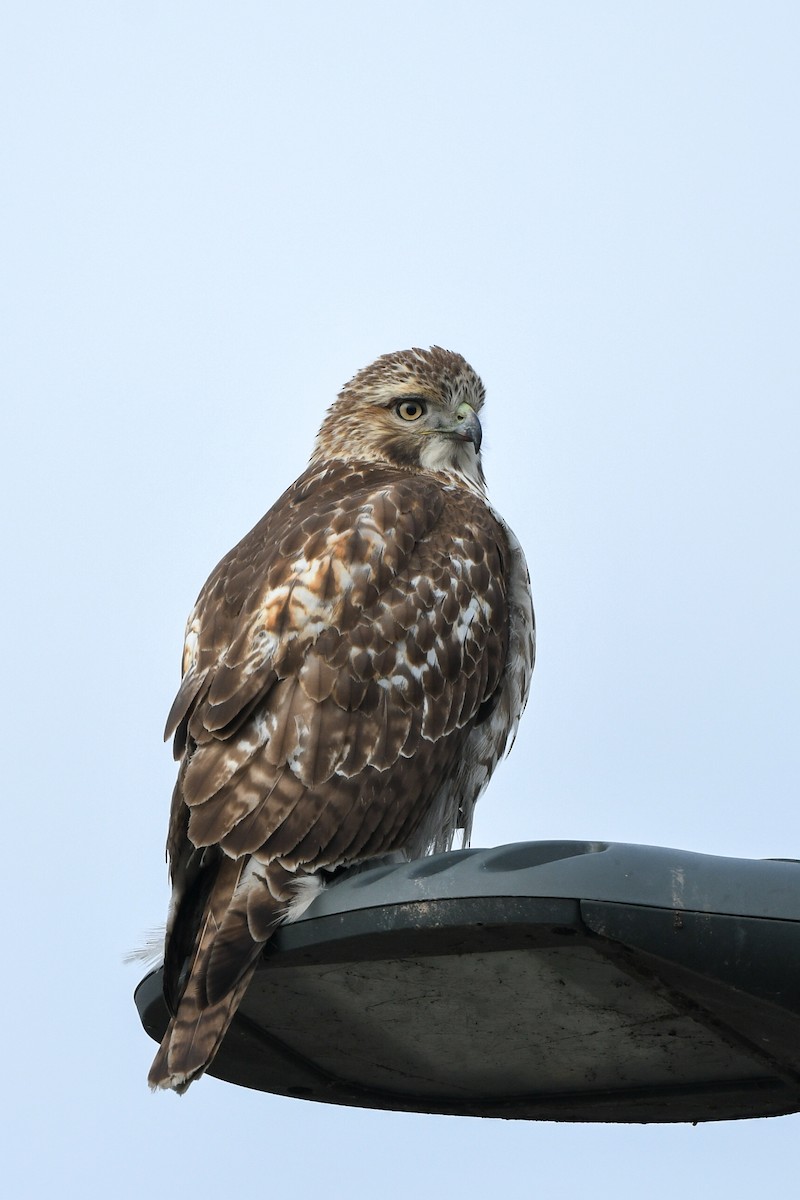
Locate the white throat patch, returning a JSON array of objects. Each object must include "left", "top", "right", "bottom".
[{"left": 418, "top": 437, "right": 484, "bottom": 491}]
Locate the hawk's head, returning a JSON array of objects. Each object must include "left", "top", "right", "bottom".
[{"left": 311, "top": 347, "right": 486, "bottom": 490}]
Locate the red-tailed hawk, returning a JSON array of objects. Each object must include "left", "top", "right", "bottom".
[{"left": 148, "top": 347, "right": 534, "bottom": 1092}]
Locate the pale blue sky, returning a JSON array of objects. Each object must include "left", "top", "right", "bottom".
[{"left": 3, "top": 3, "right": 799, "bottom": 1196}]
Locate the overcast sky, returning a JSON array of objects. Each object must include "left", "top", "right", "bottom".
[{"left": 4, "top": 2, "right": 799, "bottom": 1196}]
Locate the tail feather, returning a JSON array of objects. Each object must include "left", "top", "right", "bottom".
[
  {"left": 148, "top": 859, "right": 321, "bottom": 1093},
  {"left": 148, "top": 961, "right": 258, "bottom": 1093}
]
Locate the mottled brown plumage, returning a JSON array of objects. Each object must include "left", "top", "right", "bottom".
[{"left": 149, "top": 347, "right": 535, "bottom": 1092}]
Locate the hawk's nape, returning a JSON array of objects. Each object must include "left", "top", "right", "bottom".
[{"left": 148, "top": 347, "right": 535, "bottom": 1093}]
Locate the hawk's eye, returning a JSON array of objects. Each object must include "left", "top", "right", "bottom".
[{"left": 395, "top": 399, "right": 426, "bottom": 422}]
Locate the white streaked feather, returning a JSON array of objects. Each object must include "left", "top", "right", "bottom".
[
  {"left": 280, "top": 872, "right": 325, "bottom": 922},
  {"left": 126, "top": 876, "right": 325, "bottom": 972},
  {"left": 124, "top": 926, "right": 166, "bottom": 970}
]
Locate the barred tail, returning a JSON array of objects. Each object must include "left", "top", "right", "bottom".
[
  {"left": 147, "top": 962, "right": 258, "bottom": 1094},
  {"left": 147, "top": 858, "right": 319, "bottom": 1093}
]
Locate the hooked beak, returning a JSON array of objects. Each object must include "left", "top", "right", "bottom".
[{"left": 447, "top": 402, "right": 482, "bottom": 452}]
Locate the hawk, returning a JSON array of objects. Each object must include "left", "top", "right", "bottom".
[{"left": 148, "top": 347, "right": 535, "bottom": 1092}]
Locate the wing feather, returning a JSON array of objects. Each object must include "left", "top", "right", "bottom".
[{"left": 154, "top": 459, "right": 525, "bottom": 1093}]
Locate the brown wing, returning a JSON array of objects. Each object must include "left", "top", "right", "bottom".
[
  {"left": 168, "top": 462, "right": 509, "bottom": 863},
  {"left": 157, "top": 461, "right": 510, "bottom": 1079}
]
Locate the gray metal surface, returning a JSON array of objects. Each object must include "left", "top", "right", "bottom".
[
  {"left": 288, "top": 840, "right": 800, "bottom": 927},
  {"left": 136, "top": 840, "right": 800, "bottom": 1122}
]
